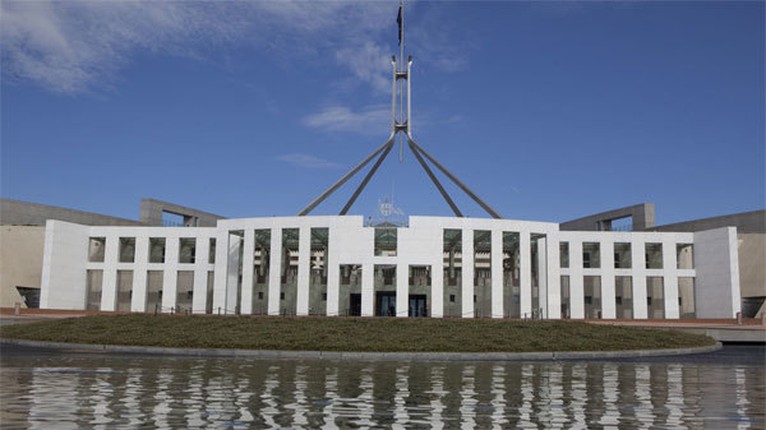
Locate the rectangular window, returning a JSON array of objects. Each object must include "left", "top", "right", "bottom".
[
  {"left": 88, "top": 237, "right": 106, "bottom": 262},
  {"left": 503, "top": 232, "right": 520, "bottom": 318},
  {"left": 614, "top": 243, "right": 631, "bottom": 269},
  {"left": 374, "top": 227, "right": 397, "bottom": 256},
  {"left": 280, "top": 229, "right": 299, "bottom": 316},
  {"left": 584, "top": 275, "right": 602, "bottom": 318},
  {"left": 474, "top": 230, "right": 491, "bottom": 318},
  {"left": 176, "top": 271, "right": 194, "bottom": 311},
  {"left": 582, "top": 242, "right": 600, "bottom": 268},
  {"left": 119, "top": 237, "right": 136, "bottom": 263},
  {"left": 309, "top": 228, "right": 329, "bottom": 316},
  {"left": 179, "top": 238, "right": 196, "bottom": 264},
  {"left": 645, "top": 243, "right": 663, "bottom": 269},
  {"left": 678, "top": 277, "right": 696, "bottom": 318},
  {"left": 559, "top": 242, "right": 569, "bottom": 268},
  {"left": 676, "top": 244, "right": 694, "bottom": 269},
  {"left": 149, "top": 238, "right": 166, "bottom": 263},
  {"left": 443, "top": 229, "right": 462, "bottom": 318},
  {"left": 646, "top": 276, "right": 665, "bottom": 318},
  {"left": 85, "top": 270, "right": 103, "bottom": 310},
  {"left": 146, "top": 270, "right": 164, "bottom": 312},
  {"left": 615, "top": 276, "right": 633, "bottom": 319},
  {"left": 252, "top": 229, "right": 271, "bottom": 315},
  {"left": 116, "top": 270, "right": 133, "bottom": 312},
  {"left": 206, "top": 271, "right": 214, "bottom": 314},
  {"left": 208, "top": 238, "right": 216, "bottom": 264},
  {"left": 560, "top": 275, "right": 570, "bottom": 319}
]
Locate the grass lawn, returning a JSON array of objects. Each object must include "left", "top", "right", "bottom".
[{"left": 0, "top": 314, "right": 715, "bottom": 353}]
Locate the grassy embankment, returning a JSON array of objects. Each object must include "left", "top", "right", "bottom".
[{"left": 0, "top": 314, "right": 715, "bottom": 352}]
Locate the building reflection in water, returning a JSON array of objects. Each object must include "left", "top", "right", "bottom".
[{"left": 1, "top": 354, "right": 764, "bottom": 429}]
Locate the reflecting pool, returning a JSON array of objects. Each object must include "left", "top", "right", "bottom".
[{"left": 1, "top": 345, "right": 764, "bottom": 429}]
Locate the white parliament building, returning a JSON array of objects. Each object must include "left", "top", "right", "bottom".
[{"left": 32, "top": 4, "right": 751, "bottom": 321}]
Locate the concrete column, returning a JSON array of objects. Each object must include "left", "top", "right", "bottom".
[
  {"left": 296, "top": 228, "right": 311, "bottom": 316},
  {"left": 694, "top": 227, "right": 741, "bottom": 318},
  {"left": 662, "top": 241, "right": 680, "bottom": 319},
  {"left": 432, "top": 256, "right": 444, "bottom": 318},
  {"left": 132, "top": 236, "right": 149, "bottom": 312},
  {"left": 601, "top": 241, "right": 616, "bottom": 319},
  {"left": 545, "top": 233, "right": 561, "bottom": 319},
  {"left": 268, "top": 229, "right": 282, "bottom": 316},
  {"left": 537, "top": 237, "right": 548, "bottom": 318},
  {"left": 212, "top": 230, "right": 229, "bottom": 314},
  {"left": 240, "top": 229, "right": 255, "bottom": 314},
  {"left": 569, "top": 240, "right": 584, "bottom": 319},
  {"left": 520, "top": 231, "right": 532, "bottom": 318},
  {"left": 361, "top": 263, "right": 374, "bottom": 317},
  {"left": 326, "top": 229, "right": 340, "bottom": 317},
  {"left": 462, "top": 229, "right": 474, "bottom": 318},
  {"left": 396, "top": 263, "right": 408, "bottom": 317},
  {"left": 632, "top": 241, "right": 648, "bottom": 319},
  {"left": 100, "top": 235, "right": 119, "bottom": 311},
  {"left": 491, "top": 230, "right": 503, "bottom": 318},
  {"left": 191, "top": 236, "right": 210, "bottom": 314}
]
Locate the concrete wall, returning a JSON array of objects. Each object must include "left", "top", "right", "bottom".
[
  {"left": 653, "top": 210, "right": 765, "bottom": 234},
  {"left": 0, "top": 199, "right": 143, "bottom": 227},
  {"left": 140, "top": 199, "right": 225, "bottom": 227},
  {"left": 39, "top": 215, "right": 742, "bottom": 320},
  {"left": 694, "top": 227, "right": 741, "bottom": 318},
  {"left": 560, "top": 203, "right": 656, "bottom": 232},
  {"left": 0, "top": 226, "right": 45, "bottom": 307}
]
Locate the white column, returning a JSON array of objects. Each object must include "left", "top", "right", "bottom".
[
  {"left": 663, "top": 240, "right": 680, "bottom": 319},
  {"left": 132, "top": 236, "right": 149, "bottom": 312},
  {"left": 546, "top": 233, "right": 561, "bottom": 319},
  {"left": 326, "top": 228, "right": 339, "bottom": 317},
  {"left": 268, "top": 228, "right": 282, "bottom": 316},
  {"left": 212, "top": 230, "right": 229, "bottom": 315},
  {"left": 361, "top": 263, "right": 374, "bottom": 316},
  {"left": 632, "top": 241, "right": 648, "bottom": 319},
  {"left": 520, "top": 231, "right": 532, "bottom": 318},
  {"left": 224, "top": 234, "right": 241, "bottom": 315},
  {"left": 601, "top": 241, "right": 616, "bottom": 319},
  {"left": 192, "top": 235, "right": 210, "bottom": 314},
  {"left": 536, "top": 237, "right": 548, "bottom": 318},
  {"left": 100, "top": 234, "right": 119, "bottom": 311},
  {"left": 240, "top": 229, "right": 255, "bottom": 314},
  {"left": 396, "top": 263, "right": 408, "bottom": 317},
  {"left": 569, "top": 240, "right": 584, "bottom": 319},
  {"left": 432, "top": 255, "right": 444, "bottom": 318},
  {"left": 694, "top": 227, "right": 741, "bottom": 318},
  {"left": 462, "top": 229, "right": 475, "bottom": 318},
  {"left": 491, "top": 230, "right": 503, "bottom": 318},
  {"left": 296, "top": 228, "right": 311, "bottom": 316}
]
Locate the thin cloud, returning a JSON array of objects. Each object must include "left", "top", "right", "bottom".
[
  {"left": 0, "top": 1, "right": 393, "bottom": 94},
  {"left": 303, "top": 105, "right": 390, "bottom": 135},
  {"left": 277, "top": 153, "right": 341, "bottom": 169}
]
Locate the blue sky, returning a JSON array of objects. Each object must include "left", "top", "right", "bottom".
[{"left": 1, "top": 1, "right": 763, "bottom": 225}]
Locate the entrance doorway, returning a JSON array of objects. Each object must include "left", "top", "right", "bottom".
[
  {"left": 409, "top": 294, "right": 427, "bottom": 317},
  {"left": 376, "top": 291, "right": 396, "bottom": 316},
  {"left": 349, "top": 293, "right": 362, "bottom": 316}
]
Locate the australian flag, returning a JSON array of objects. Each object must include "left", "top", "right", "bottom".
[{"left": 397, "top": 5, "right": 403, "bottom": 45}]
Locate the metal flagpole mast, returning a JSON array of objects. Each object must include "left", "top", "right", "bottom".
[{"left": 298, "top": 0, "right": 503, "bottom": 219}]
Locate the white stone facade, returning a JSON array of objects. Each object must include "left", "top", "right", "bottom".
[{"left": 40, "top": 216, "right": 741, "bottom": 319}]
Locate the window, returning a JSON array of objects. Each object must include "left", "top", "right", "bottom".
[
  {"left": 374, "top": 227, "right": 397, "bottom": 256},
  {"left": 149, "top": 238, "right": 165, "bottom": 263},
  {"left": 645, "top": 243, "right": 663, "bottom": 269},
  {"left": 582, "top": 242, "right": 600, "bottom": 268},
  {"left": 559, "top": 242, "right": 569, "bottom": 268},
  {"left": 179, "top": 238, "right": 196, "bottom": 264},
  {"left": 614, "top": 243, "right": 631, "bottom": 269},
  {"left": 208, "top": 238, "right": 216, "bottom": 264},
  {"left": 449, "top": 294, "right": 456, "bottom": 303},
  {"left": 88, "top": 237, "right": 106, "bottom": 262},
  {"left": 119, "top": 237, "right": 136, "bottom": 263},
  {"left": 676, "top": 244, "right": 694, "bottom": 269},
  {"left": 280, "top": 292, "right": 285, "bottom": 300}
]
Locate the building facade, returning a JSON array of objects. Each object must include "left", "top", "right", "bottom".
[{"left": 40, "top": 215, "right": 741, "bottom": 320}]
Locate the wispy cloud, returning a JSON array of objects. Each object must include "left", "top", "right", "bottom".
[
  {"left": 303, "top": 105, "right": 390, "bottom": 135},
  {"left": 276, "top": 153, "right": 341, "bottom": 170},
  {"left": 0, "top": 1, "right": 394, "bottom": 94}
]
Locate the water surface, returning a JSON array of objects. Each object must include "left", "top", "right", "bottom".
[{"left": 1, "top": 345, "right": 763, "bottom": 429}]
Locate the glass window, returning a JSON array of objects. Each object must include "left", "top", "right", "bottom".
[
  {"left": 614, "top": 242, "right": 631, "bottom": 269},
  {"left": 582, "top": 242, "right": 600, "bottom": 268},
  {"left": 179, "top": 238, "right": 196, "bottom": 264},
  {"left": 119, "top": 237, "right": 135, "bottom": 263},
  {"left": 149, "top": 238, "right": 165, "bottom": 263},
  {"left": 645, "top": 243, "right": 663, "bottom": 269},
  {"left": 88, "top": 237, "right": 106, "bottom": 262},
  {"left": 559, "top": 242, "right": 569, "bottom": 268},
  {"left": 374, "top": 227, "right": 397, "bottom": 256}
]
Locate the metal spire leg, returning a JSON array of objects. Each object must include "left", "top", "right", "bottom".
[
  {"left": 408, "top": 138, "right": 503, "bottom": 219},
  {"left": 298, "top": 134, "right": 395, "bottom": 216},
  {"left": 407, "top": 139, "right": 463, "bottom": 217},
  {"left": 340, "top": 140, "right": 395, "bottom": 215}
]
